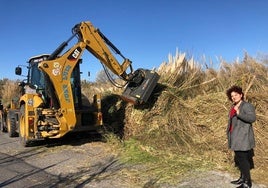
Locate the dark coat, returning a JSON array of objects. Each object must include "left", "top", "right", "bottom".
[{"left": 227, "top": 101, "right": 256, "bottom": 151}]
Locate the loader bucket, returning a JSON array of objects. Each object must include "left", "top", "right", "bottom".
[{"left": 121, "top": 69, "right": 160, "bottom": 104}]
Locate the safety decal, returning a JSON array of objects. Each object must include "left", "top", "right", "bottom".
[{"left": 52, "top": 62, "right": 61, "bottom": 76}]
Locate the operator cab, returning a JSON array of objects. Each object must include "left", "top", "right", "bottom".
[
  {"left": 15, "top": 54, "right": 83, "bottom": 109},
  {"left": 28, "top": 55, "right": 48, "bottom": 90},
  {"left": 15, "top": 54, "right": 50, "bottom": 97}
]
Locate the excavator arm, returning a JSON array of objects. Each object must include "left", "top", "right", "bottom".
[
  {"left": 38, "top": 21, "right": 159, "bottom": 132},
  {"left": 73, "top": 22, "right": 133, "bottom": 80}
]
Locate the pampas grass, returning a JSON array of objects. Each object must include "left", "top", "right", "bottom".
[{"left": 121, "top": 50, "right": 268, "bottom": 185}]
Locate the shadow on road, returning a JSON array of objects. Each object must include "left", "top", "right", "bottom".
[
  {"left": 0, "top": 151, "right": 125, "bottom": 187},
  {"left": 0, "top": 152, "right": 62, "bottom": 187}
]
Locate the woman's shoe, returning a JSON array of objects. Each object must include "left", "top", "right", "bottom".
[
  {"left": 236, "top": 180, "right": 252, "bottom": 188},
  {"left": 231, "top": 178, "right": 244, "bottom": 185}
]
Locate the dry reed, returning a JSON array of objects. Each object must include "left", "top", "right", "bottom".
[{"left": 122, "top": 50, "right": 268, "bottom": 185}]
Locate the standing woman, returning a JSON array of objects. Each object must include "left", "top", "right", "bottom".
[{"left": 226, "top": 85, "right": 256, "bottom": 188}]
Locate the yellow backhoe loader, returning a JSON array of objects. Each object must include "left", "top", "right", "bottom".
[{"left": 12, "top": 21, "right": 159, "bottom": 146}]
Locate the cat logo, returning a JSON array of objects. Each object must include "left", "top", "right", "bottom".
[{"left": 68, "top": 47, "right": 82, "bottom": 61}]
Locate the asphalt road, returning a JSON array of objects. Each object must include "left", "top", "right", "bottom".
[
  {"left": 0, "top": 133, "right": 61, "bottom": 187},
  {"left": 0, "top": 131, "right": 120, "bottom": 188}
]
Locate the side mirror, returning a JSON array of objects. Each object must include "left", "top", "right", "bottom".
[
  {"left": 18, "top": 81, "right": 25, "bottom": 87},
  {"left": 15, "top": 67, "right": 22, "bottom": 75}
]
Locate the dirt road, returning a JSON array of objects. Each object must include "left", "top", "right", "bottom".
[{"left": 0, "top": 132, "right": 267, "bottom": 188}]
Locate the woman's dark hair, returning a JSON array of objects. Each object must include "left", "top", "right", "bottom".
[{"left": 226, "top": 85, "right": 244, "bottom": 101}]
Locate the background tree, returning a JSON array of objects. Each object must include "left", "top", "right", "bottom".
[{"left": 95, "top": 69, "right": 118, "bottom": 83}]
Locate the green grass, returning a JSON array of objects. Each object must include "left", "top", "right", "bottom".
[{"left": 106, "top": 135, "right": 214, "bottom": 185}]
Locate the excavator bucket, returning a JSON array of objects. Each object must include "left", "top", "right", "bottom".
[{"left": 121, "top": 69, "right": 160, "bottom": 104}]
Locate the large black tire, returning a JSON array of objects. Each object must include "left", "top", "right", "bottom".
[
  {"left": 8, "top": 111, "right": 19, "bottom": 137},
  {"left": 19, "top": 104, "right": 31, "bottom": 147},
  {"left": 0, "top": 115, "right": 3, "bottom": 132},
  {"left": 0, "top": 114, "right": 3, "bottom": 132},
  {"left": 0, "top": 113, "right": 7, "bottom": 132}
]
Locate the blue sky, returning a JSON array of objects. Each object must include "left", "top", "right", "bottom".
[{"left": 1, "top": 0, "right": 268, "bottom": 81}]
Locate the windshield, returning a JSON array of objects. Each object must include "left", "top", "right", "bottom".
[{"left": 30, "top": 62, "right": 45, "bottom": 89}]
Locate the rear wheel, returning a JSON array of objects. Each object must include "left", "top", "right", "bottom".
[
  {"left": 19, "top": 105, "right": 31, "bottom": 147},
  {"left": 8, "top": 111, "right": 19, "bottom": 137}
]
